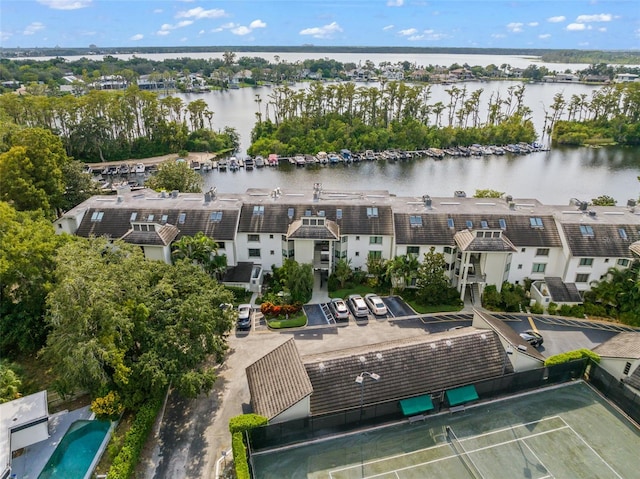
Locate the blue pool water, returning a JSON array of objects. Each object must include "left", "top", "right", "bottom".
[{"left": 38, "top": 420, "right": 111, "bottom": 479}]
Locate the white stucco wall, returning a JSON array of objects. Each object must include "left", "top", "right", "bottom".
[
  {"left": 507, "top": 246, "right": 564, "bottom": 284},
  {"left": 294, "top": 240, "right": 314, "bottom": 265},
  {"left": 563, "top": 257, "right": 628, "bottom": 292},
  {"left": 11, "top": 421, "right": 49, "bottom": 450},
  {"left": 236, "top": 233, "right": 284, "bottom": 271},
  {"left": 597, "top": 357, "right": 640, "bottom": 381},
  {"left": 144, "top": 245, "right": 170, "bottom": 263}
]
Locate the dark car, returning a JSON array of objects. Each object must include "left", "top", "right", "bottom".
[
  {"left": 237, "top": 304, "right": 252, "bottom": 331},
  {"left": 519, "top": 330, "right": 544, "bottom": 347},
  {"left": 330, "top": 298, "right": 350, "bottom": 321}
]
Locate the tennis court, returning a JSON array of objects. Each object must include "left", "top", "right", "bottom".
[{"left": 251, "top": 382, "right": 640, "bottom": 479}]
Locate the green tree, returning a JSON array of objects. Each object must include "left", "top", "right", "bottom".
[
  {"left": 332, "top": 258, "right": 353, "bottom": 289},
  {"left": 415, "top": 247, "right": 450, "bottom": 305},
  {"left": 0, "top": 202, "right": 66, "bottom": 355},
  {"left": 0, "top": 127, "right": 71, "bottom": 216},
  {"left": 585, "top": 263, "right": 640, "bottom": 325},
  {"left": 145, "top": 160, "right": 203, "bottom": 193},
  {"left": 172, "top": 231, "right": 219, "bottom": 270},
  {"left": 590, "top": 195, "right": 617, "bottom": 206},
  {"left": 386, "top": 254, "right": 419, "bottom": 291},
  {"left": 282, "top": 259, "right": 314, "bottom": 304},
  {"left": 0, "top": 360, "right": 22, "bottom": 403},
  {"left": 44, "top": 237, "right": 234, "bottom": 404},
  {"left": 474, "top": 189, "right": 505, "bottom": 199},
  {"left": 60, "top": 160, "right": 102, "bottom": 211}
]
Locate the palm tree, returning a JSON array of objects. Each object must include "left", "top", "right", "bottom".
[
  {"left": 386, "top": 254, "right": 419, "bottom": 291},
  {"left": 172, "top": 232, "right": 220, "bottom": 273}
]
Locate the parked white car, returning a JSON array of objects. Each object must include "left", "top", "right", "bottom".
[
  {"left": 348, "top": 294, "right": 369, "bottom": 319},
  {"left": 364, "top": 294, "right": 388, "bottom": 316}
]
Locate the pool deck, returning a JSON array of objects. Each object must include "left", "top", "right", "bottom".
[{"left": 10, "top": 406, "right": 92, "bottom": 479}]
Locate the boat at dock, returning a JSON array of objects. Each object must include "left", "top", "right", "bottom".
[{"left": 245, "top": 157, "right": 255, "bottom": 170}]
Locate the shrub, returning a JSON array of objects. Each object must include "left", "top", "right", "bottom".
[
  {"left": 544, "top": 349, "right": 600, "bottom": 367},
  {"left": 229, "top": 414, "right": 267, "bottom": 479},
  {"left": 558, "top": 304, "right": 572, "bottom": 317},
  {"left": 530, "top": 302, "right": 544, "bottom": 314},
  {"left": 91, "top": 390, "right": 125, "bottom": 420},
  {"left": 482, "top": 285, "right": 501, "bottom": 310},
  {"left": 107, "top": 398, "right": 162, "bottom": 479},
  {"left": 547, "top": 302, "right": 558, "bottom": 315}
]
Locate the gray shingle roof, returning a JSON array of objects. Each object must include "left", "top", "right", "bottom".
[
  {"left": 286, "top": 219, "right": 340, "bottom": 240},
  {"left": 543, "top": 277, "right": 583, "bottom": 303},
  {"left": 246, "top": 339, "right": 313, "bottom": 420},
  {"left": 121, "top": 223, "right": 179, "bottom": 246},
  {"left": 561, "top": 223, "right": 639, "bottom": 258},
  {"left": 302, "top": 330, "right": 508, "bottom": 416},
  {"left": 473, "top": 310, "right": 546, "bottom": 361},
  {"left": 394, "top": 213, "right": 562, "bottom": 247},
  {"left": 222, "top": 262, "right": 255, "bottom": 283},
  {"left": 454, "top": 229, "right": 518, "bottom": 252},
  {"left": 592, "top": 332, "right": 640, "bottom": 359},
  {"left": 238, "top": 203, "right": 394, "bottom": 236},
  {"left": 625, "top": 364, "right": 640, "bottom": 391}
]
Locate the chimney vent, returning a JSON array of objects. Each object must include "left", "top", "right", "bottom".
[
  {"left": 628, "top": 199, "right": 637, "bottom": 208},
  {"left": 505, "top": 195, "right": 513, "bottom": 203},
  {"left": 423, "top": 195, "right": 432, "bottom": 208},
  {"left": 588, "top": 210, "right": 596, "bottom": 217},
  {"left": 579, "top": 201, "right": 588, "bottom": 211},
  {"left": 171, "top": 190, "right": 179, "bottom": 199}
]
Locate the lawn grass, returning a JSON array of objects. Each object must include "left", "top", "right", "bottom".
[
  {"left": 329, "top": 284, "right": 377, "bottom": 299},
  {"left": 406, "top": 300, "right": 464, "bottom": 314},
  {"left": 267, "top": 311, "right": 307, "bottom": 329}
]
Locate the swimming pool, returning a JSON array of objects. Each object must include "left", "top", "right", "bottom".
[{"left": 37, "top": 419, "right": 111, "bottom": 479}]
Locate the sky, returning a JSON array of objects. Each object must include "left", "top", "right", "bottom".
[{"left": 1, "top": 0, "right": 639, "bottom": 50}]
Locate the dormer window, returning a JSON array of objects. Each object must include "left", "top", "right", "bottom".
[
  {"left": 481, "top": 220, "right": 488, "bottom": 229},
  {"left": 130, "top": 212, "right": 137, "bottom": 221},
  {"left": 499, "top": 218, "right": 506, "bottom": 230},
  {"left": 466, "top": 220, "right": 473, "bottom": 229},
  {"left": 178, "top": 213, "right": 186, "bottom": 224},
  {"left": 618, "top": 228, "right": 628, "bottom": 240},
  {"left": 580, "top": 225, "right": 594, "bottom": 237},
  {"left": 253, "top": 205, "right": 264, "bottom": 216},
  {"left": 336, "top": 209, "right": 343, "bottom": 219},
  {"left": 367, "top": 207, "right": 378, "bottom": 218},
  {"left": 147, "top": 214, "right": 154, "bottom": 221},
  {"left": 409, "top": 215, "right": 422, "bottom": 227},
  {"left": 287, "top": 207, "right": 294, "bottom": 219},
  {"left": 210, "top": 211, "right": 223, "bottom": 222},
  {"left": 529, "top": 217, "right": 543, "bottom": 228},
  {"left": 91, "top": 211, "right": 104, "bottom": 222},
  {"left": 161, "top": 214, "right": 168, "bottom": 224},
  {"left": 447, "top": 218, "right": 454, "bottom": 228}
]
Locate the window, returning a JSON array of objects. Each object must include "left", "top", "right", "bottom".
[
  {"left": 248, "top": 234, "right": 260, "bottom": 242},
  {"left": 532, "top": 263, "right": 546, "bottom": 273},
  {"left": 318, "top": 210, "right": 325, "bottom": 217},
  {"left": 536, "top": 248, "right": 549, "bottom": 256},
  {"left": 287, "top": 207, "right": 294, "bottom": 218},
  {"left": 305, "top": 209, "right": 312, "bottom": 217},
  {"left": 617, "top": 258, "right": 630, "bottom": 267},
  {"left": 248, "top": 248, "right": 261, "bottom": 258},
  {"left": 130, "top": 212, "right": 138, "bottom": 221},
  {"left": 355, "top": 251, "right": 360, "bottom": 257},
  {"left": 624, "top": 362, "right": 632, "bottom": 375},
  {"left": 480, "top": 220, "right": 488, "bottom": 229},
  {"left": 210, "top": 211, "right": 223, "bottom": 222},
  {"left": 367, "top": 207, "right": 378, "bottom": 218},
  {"left": 579, "top": 258, "right": 593, "bottom": 266},
  {"left": 499, "top": 218, "right": 506, "bottom": 230},
  {"left": 178, "top": 213, "right": 186, "bottom": 224},
  {"left": 368, "top": 251, "right": 382, "bottom": 259},
  {"left": 341, "top": 236, "right": 348, "bottom": 243},
  {"left": 529, "top": 217, "right": 543, "bottom": 228},
  {"left": 517, "top": 264, "right": 523, "bottom": 269},
  {"left": 148, "top": 214, "right": 155, "bottom": 221},
  {"left": 133, "top": 224, "right": 141, "bottom": 231},
  {"left": 579, "top": 224, "right": 594, "bottom": 237},
  {"left": 409, "top": 215, "right": 422, "bottom": 226},
  {"left": 604, "top": 258, "right": 609, "bottom": 263},
  {"left": 618, "top": 228, "right": 628, "bottom": 240},
  {"left": 575, "top": 273, "right": 590, "bottom": 283},
  {"left": 356, "top": 236, "right": 360, "bottom": 241},
  {"left": 444, "top": 246, "right": 453, "bottom": 254},
  {"left": 253, "top": 205, "right": 264, "bottom": 216},
  {"left": 217, "top": 242, "right": 225, "bottom": 249},
  {"left": 369, "top": 236, "right": 383, "bottom": 244},
  {"left": 521, "top": 248, "right": 526, "bottom": 253},
  {"left": 161, "top": 214, "right": 168, "bottom": 224},
  {"left": 270, "top": 250, "right": 275, "bottom": 255},
  {"left": 492, "top": 231, "right": 501, "bottom": 238},
  {"left": 148, "top": 225, "right": 156, "bottom": 232},
  {"left": 407, "top": 246, "right": 420, "bottom": 255},
  {"left": 447, "top": 218, "right": 455, "bottom": 228},
  {"left": 466, "top": 220, "right": 473, "bottom": 229},
  {"left": 336, "top": 208, "right": 342, "bottom": 219},
  {"left": 91, "top": 211, "right": 104, "bottom": 222}
]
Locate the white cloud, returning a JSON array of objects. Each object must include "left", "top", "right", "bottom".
[
  {"left": 387, "top": 0, "right": 404, "bottom": 6},
  {"left": 566, "top": 23, "right": 586, "bottom": 31},
  {"left": 130, "top": 33, "right": 143, "bottom": 41},
  {"left": 539, "top": 33, "right": 551, "bottom": 39},
  {"left": 199, "top": 29, "right": 205, "bottom": 35},
  {"left": 383, "top": 25, "right": 394, "bottom": 31},
  {"left": 398, "top": 28, "right": 418, "bottom": 36},
  {"left": 299, "top": 21, "right": 343, "bottom": 39},
  {"left": 491, "top": 33, "right": 506, "bottom": 38},
  {"left": 576, "top": 13, "right": 612, "bottom": 23},
  {"left": 528, "top": 22, "right": 539, "bottom": 27},
  {"left": 579, "top": 41, "right": 589, "bottom": 46},
  {"left": 249, "top": 19, "right": 266, "bottom": 29},
  {"left": 176, "top": 7, "right": 226, "bottom": 20},
  {"left": 598, "top": 27, "right": 607, "bottom": 32},
  {"left": 37, "top": 0, "right": 91, "bottom": 10},
  {"left": 153, "top": 9, "right": 163, "bottom": 14},
  {"left": 507, "top": 22, "right": 523, "bottom": 32},
  {"left": 0, "top": 31, "right": 13, "bottom": 41},
  {"left": 157, "top": 20, "right": 193, "bottom": 35},
  {"left": 232, "top": 26, "right": 251, "bottom": 36},
  {"left": 24, "top": 22, "right": 45, "bottom": 35},
  {"left": 635, "top": 28, "right": 640, "bottom": 38},
  {"left": 547, "top": 16, "right": 566, "bottom": 23}
]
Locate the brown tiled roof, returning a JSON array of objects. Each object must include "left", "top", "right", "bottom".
[
  {"left": 561, "top": 223, "right": 638, "bottom": 257},
  {"left": 246, "top": 339, "right": 313, "bottom": 420},
  {"left": 454, "top": 230, "right": 518, "bottom": 252},
  {"left": 630, "top": 241, "right": 640, "bottom": 257},
  {"left": 592, "top": 332, "right": 640, "bottom": 359},
  {"left": 121, "top": 224, "right": 179, "bottom": 246},
  {"left": 302, "top": 330, "right": 507, "bottom": 416},
  {"left": 543, "top": 277, "right": 583, "bottom": 303},
  {"left": 238, "top": 204, "right": 394, "bottom": 236},
  {"left": 76, "top": 207, "right": 239, "bottom": 241},
  {"left": 473, "top": 310, "right": 546, "bottom": 361},
  {"left": 394, "top": 213, "right": 561, "bottom": 247}
]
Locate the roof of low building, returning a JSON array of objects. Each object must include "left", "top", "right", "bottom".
[
  {"left": 222, "top": 262, "right": 255, "bottom": 283},
  {"left": 543, "top": 277, "right": 583, "bottom": 303},
  {"left": 473, "top": 310, "right": 546, "bottom": 361},
  {"left": 302, "top": 329, "right": 508, "bottom": 416},
  {"left": 121, "top": 223, "right": 179, "bottom": 246},
  {"left": 592, "top": 332, "right": 640, "bottom": 359},
  {"left": 286, "top": 219, "right": 340, "bottom": 240},
  {"left": 454, "top": 229, "right": 518, "bottom": 252},
  {"left": 245, "top": 339, "right": 313, "bottom": 420}
]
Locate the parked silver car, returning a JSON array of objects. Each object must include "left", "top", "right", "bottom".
[
  {"left": 364, "top": 294, "right": 387, "bottom": 316},
  {"left": 348, "top": 294, "right": 369, "bottom": 319},
  {"left": 330, "top": 298, "right": 350, "bottom": 321}
]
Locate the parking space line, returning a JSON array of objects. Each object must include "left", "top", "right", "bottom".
[{"left": 528, "top": 316, "right": 538, "bottom": 333}]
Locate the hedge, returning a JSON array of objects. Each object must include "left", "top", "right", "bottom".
[
  {"left": 544, "top": 349, "right": 601, "bottom": 367},
  {"left": 107, "top": 398, "right": 162, "bottom": 479},
  {"left": 229, "top": 414, "right": 268, "bottom": 479}
]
